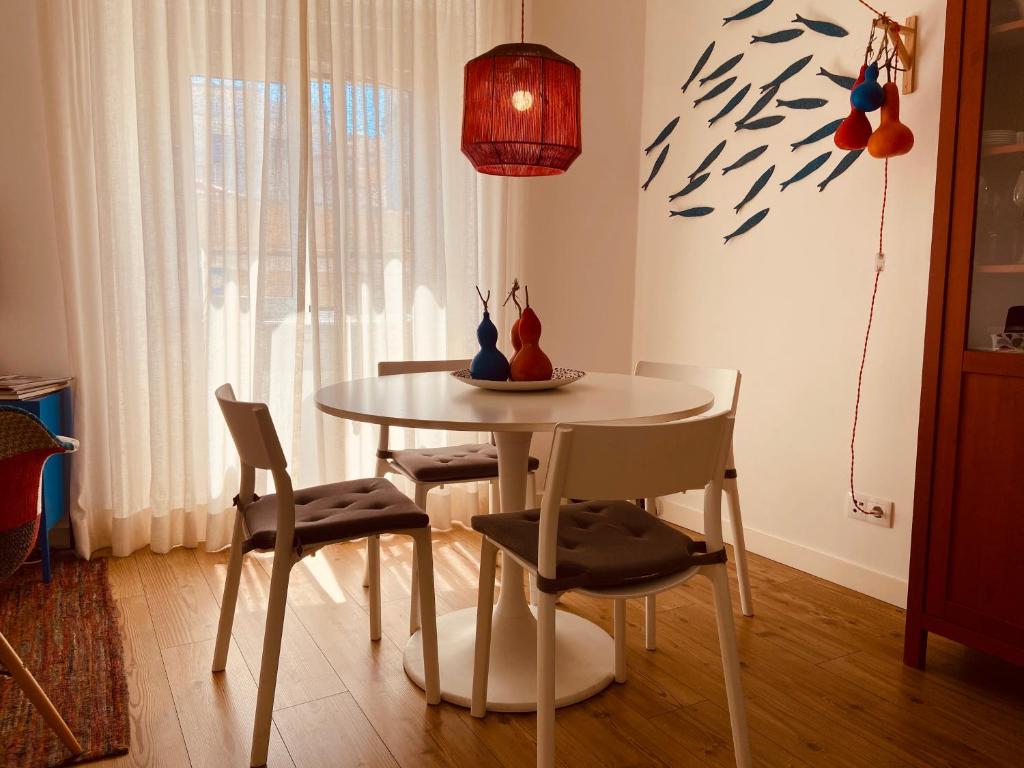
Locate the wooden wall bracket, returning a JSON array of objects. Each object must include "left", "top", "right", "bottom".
[{"left": 873, "top": 15, "right": 919, "bottom": 95}]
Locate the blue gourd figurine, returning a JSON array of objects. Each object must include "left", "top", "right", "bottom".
[
  {"left": 850, "top": 62, "right": 885, "bottom": 112},
  {"left": 470, "top": 287, "right": 510, "bottom": 381}
]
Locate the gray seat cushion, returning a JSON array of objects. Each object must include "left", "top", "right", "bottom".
[
  {"left": 390, "top": 443, "right": 540, "bottom": 483},
  {"left": 243, "top": 477, "right": 427, "bottom": 552},
  {"left": 471, "top": 500, "right": 726, "bottom": 594}
]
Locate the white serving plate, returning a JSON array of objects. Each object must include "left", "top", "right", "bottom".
[{"left": 450, "top": 367, "right": 586, "bottom": 392}]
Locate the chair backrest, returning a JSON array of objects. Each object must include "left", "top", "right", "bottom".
[
  {"left": 214, "top": 384, "right": 288, "bottom": 473},
  {"left": 538, "top": 413, "right": 733, "bottom": 580},
  {"left": 378, "top": 359, "right": 473, "bottom": 377},
  {"left": 0, "top": 407, "right": 70, "bottom": 580},
  {"left": 634, "top": 361, "right": 740, "bottom": 417}
]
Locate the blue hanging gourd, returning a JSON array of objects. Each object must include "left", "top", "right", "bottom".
[
  {"left": 850, "top": 62, "right": 885, "bottom": 112},
  {"left": 470, "top": 287, "right": 510, "bottom": 381}
]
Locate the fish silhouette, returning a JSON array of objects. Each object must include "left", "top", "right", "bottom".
[
  {"left": 818, "top": 149, "right": 864, "bottom": 191},
  {"left": 734, "top": 85, "right": 778, "bottom": 127},
  {"left": 723, "top": 0, "right": 774, "bottom": 25},
  {"left": 737, "top": 115, "right": 785, "bottom": 131},
  {"left": 760, "top": 54, "right": 813, "bottom": 92},
  {"left": 751, "top": 29, "right": 804, "bottom": 44},
  {"left": 689, "top": 140, "right": 727, "bottom": 179},
  {"left": 790, "top": 118, "right": 843, "bottom": 150},
  {"left": 700, "top": 54, "right": 745, "bottom": 87},
  {"left": 694, "top": 76, "right": 737, "bottom": 107},
  {"left": 793, "top": 14, "right": 849, "bottom": 37},
  {"left": 642, "top": 144, "right": 670, "bottom": 191},
  {"left": 724, "top": 208, "right": 770, "bottom": 242},
  {"left": 709, "top": 84, "right": 751, "bottom": 126},
  {"left": 670, "top": 206, "right": 715, "bottom": 218},
  {"left": 645, "top": 116, "right": 680, "bottom": 154},
  {"left": 722, "top": 144, "right": 768, "bottom": 174},
  {"left": 735, "top": 165, "right": 775, "bottom": 212},
  {"left": 817, "top": 67, "right": 856, "bottom": 90},
  {"left": 669, "top": 172, "right": 711, "bottom": 201},
  {"left": 780, "top": 151, "right": 832, "bottom": 191},
  {"left": 776, "top": 97, "right": 828, "bottom": 110},
  {"left": 682, "top": 41, "right": 715, "bottom": 92}
]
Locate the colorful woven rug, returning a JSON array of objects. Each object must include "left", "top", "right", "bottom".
[{"left": 0, "top": 559, "right": 129, "bottom": 767}]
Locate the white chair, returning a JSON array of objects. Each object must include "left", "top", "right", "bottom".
[
  {"left": 213, "top": 384, "right": 440, "bottom": 768},
  {"left": 469, "top": 413, "right": 752, "bottom": 768},
  {"left": 364, "top": 359, "right": 539, "bottom": 637},
  {"left": 634, "top": 361, "right": 753, "bottom": 654}
]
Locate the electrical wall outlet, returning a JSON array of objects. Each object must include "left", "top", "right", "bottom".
[{"left": 846, "top": 492, "right": 894, "bottom": 528}]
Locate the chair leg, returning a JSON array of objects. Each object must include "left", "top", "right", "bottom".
[
  {"left": 708, "top": 564, "right": 752, "bottom": 768},
  {"left": 529, "top": 574, "right": 539, "bottom": 607},
  {"left": 526, "top": 471, "right": 537, "bottom": 508},
  {"left": 362, "top": 541, "right": 371, "bottom": 589},
  {"left": 0, "top": 631, "right": 82, "bottom": 756},
  {"left": 409, "top": 485, "right": 429, "bottom": 634},
  {"left": 488, "top": 479, "right": 500, "bottom": 513},
  {"left": 367, "top": 534, "right": 382, "bottom": 642},
  {"left": 725, "top": 475, "right": 754, "bottom": 617},
  {"left": 537, "top": 591, "right": 557, "bottom": 768},
  {"left": 613, "top": 598, "right": 627, "bottom": 683},
  {"left": 250, "top": 550, "right": 294, "bottom": 767},
  {"left": 471, "top": 537, "right": 498, "bottom": 718},
  {"left": 644, "top": 594, "right": 657, "bottom": 651},
  {"left": 213, "top": 512, "right": 246, "bottom": 672},
  {"left": 413, "top": 528, "right": 440, "bottom": 705}
]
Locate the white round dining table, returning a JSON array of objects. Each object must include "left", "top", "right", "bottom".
[{"left": 315, "top": 371, "right": 714, "bottom": 712}]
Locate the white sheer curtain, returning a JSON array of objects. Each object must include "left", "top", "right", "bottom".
[{"left": 39, "top": 0, "right": 517, "bottom": 557}]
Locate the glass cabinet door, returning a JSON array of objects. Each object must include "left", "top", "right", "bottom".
[{"left": 970, "top": 4, "right": 1024, "bottom": 351}]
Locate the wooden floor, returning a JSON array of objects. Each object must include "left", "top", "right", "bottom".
[{"left": 92, "top": 527, "right": 1024, "bottom": 768}]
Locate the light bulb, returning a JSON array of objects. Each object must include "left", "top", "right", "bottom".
[{"left": 511, "top": 90, "right": 534, "bottom": 111}]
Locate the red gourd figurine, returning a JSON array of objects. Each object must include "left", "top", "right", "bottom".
[
  {"left": 509, "top": 286, "right": 553, "bottom": 382},
  {"left": 503, "top": 278, "right": 523, "bottom": 366},
  {"left": 867, "top": 81, "right": 914, "bottom": 158},
  {"left": 835, "top": 65, "right": 873, "bottom": 151}
]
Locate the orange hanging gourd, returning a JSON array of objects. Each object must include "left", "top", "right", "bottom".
[{"left": 867, "top": 82, "right": 914, "bottom": 158}]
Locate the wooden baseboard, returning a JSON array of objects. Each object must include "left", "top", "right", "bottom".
[{"left": 660, "top": 497, "right": 909, "bottom": 608}]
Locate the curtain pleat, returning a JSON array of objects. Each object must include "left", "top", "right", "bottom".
[{"left": 38, "top": 0, "right": 516, "bottom": 557}]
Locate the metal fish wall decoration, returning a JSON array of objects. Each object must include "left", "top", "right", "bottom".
[
  {"left": 724, "top": 208, "right": 770, "bottom": 242},
  {"left": 670, "top": 206, "right": 715, "bottom": 218},
  {"left": 694, "top": 76, "right": 737, "bottom": 107},
  {"left": 669, "top": 172, "right": 711, "bottom": 201},
  {"left": 734, "top": 85, "right": 778, "bottom": 128},
  {"left": 817, "top": 149, "right": 864, "bottom": 191},
  {"left": 723, "top": 0, "right": 774, "bottom": 25},
  {"left": 722, "top": 144, "right": 768, "bottom": 174},
  {"left": 790, "top": 118, "right": 843, "bottom": 150},
  {"left": 817, "top": 67, "right": 856, "bottom": 90},
  {"left": 760, "top": 54, "right": 813, "bottom": 92},
  {"left": 750, "top": 29, "right": 804, "bottom": 44},
  {"left": 776, "top": 97, "right": 828, "bottom": 110},
  {"left": 645, "top": 116, "right": 680, "bottom": 154},
  {"left": 792, "top": 14, "right": 849, "bottom": 38},
  {"left": 737, "top": 115, "right": 785, "bottom": 131},
  {"left": 682, "top": 41, "right": 716, "bottom": 92},
  {"left": 709, "top": 84, "right": 751, "bottom": 126},
  {"left": 700, "top": 53, "right": 744, "bottom": 87},
  {"left": 642, "top": 144, "right": 670, "bottom": 191},
  {"left": 735, "top": 165, "right": 775, "bottom": 212},
  {"left": 780, "top": 151, "right": 832, "bottom": 191},
  {"left": 689, "top": 140, "right": 728, "bottom": 179}
]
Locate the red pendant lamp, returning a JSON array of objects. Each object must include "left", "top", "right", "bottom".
[{"left": 461, "top": 1, "right": 582, "bottom": 177}]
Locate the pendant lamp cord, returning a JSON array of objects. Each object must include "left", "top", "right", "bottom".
[
  {"left": 520, "top": 0, "right": 525, "bottom": 42},
  {"left": 849, "top": 158, "right": 889, "bottom": 514}
]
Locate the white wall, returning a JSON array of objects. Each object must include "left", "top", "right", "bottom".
[
  {"left": 0, "top": 2, "right": 70, "bottom": 376},
  {"left": 633, "top": 1, "right": 947, "bottom": 606},
  {"left": 515, "top": 0, "right": 647, "bottom": 375}
]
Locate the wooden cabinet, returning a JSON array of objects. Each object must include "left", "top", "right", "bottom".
[{"left": 906, "top": 0, "right": 1024, "bottom": 667}]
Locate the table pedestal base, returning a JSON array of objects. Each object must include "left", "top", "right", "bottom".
[{"left": 404, "top": 605, "right": 615, "bottom": 712}]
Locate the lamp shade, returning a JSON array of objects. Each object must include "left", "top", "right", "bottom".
[{"left": 461, "top": 43, "right": 582, "bottom": 177}]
